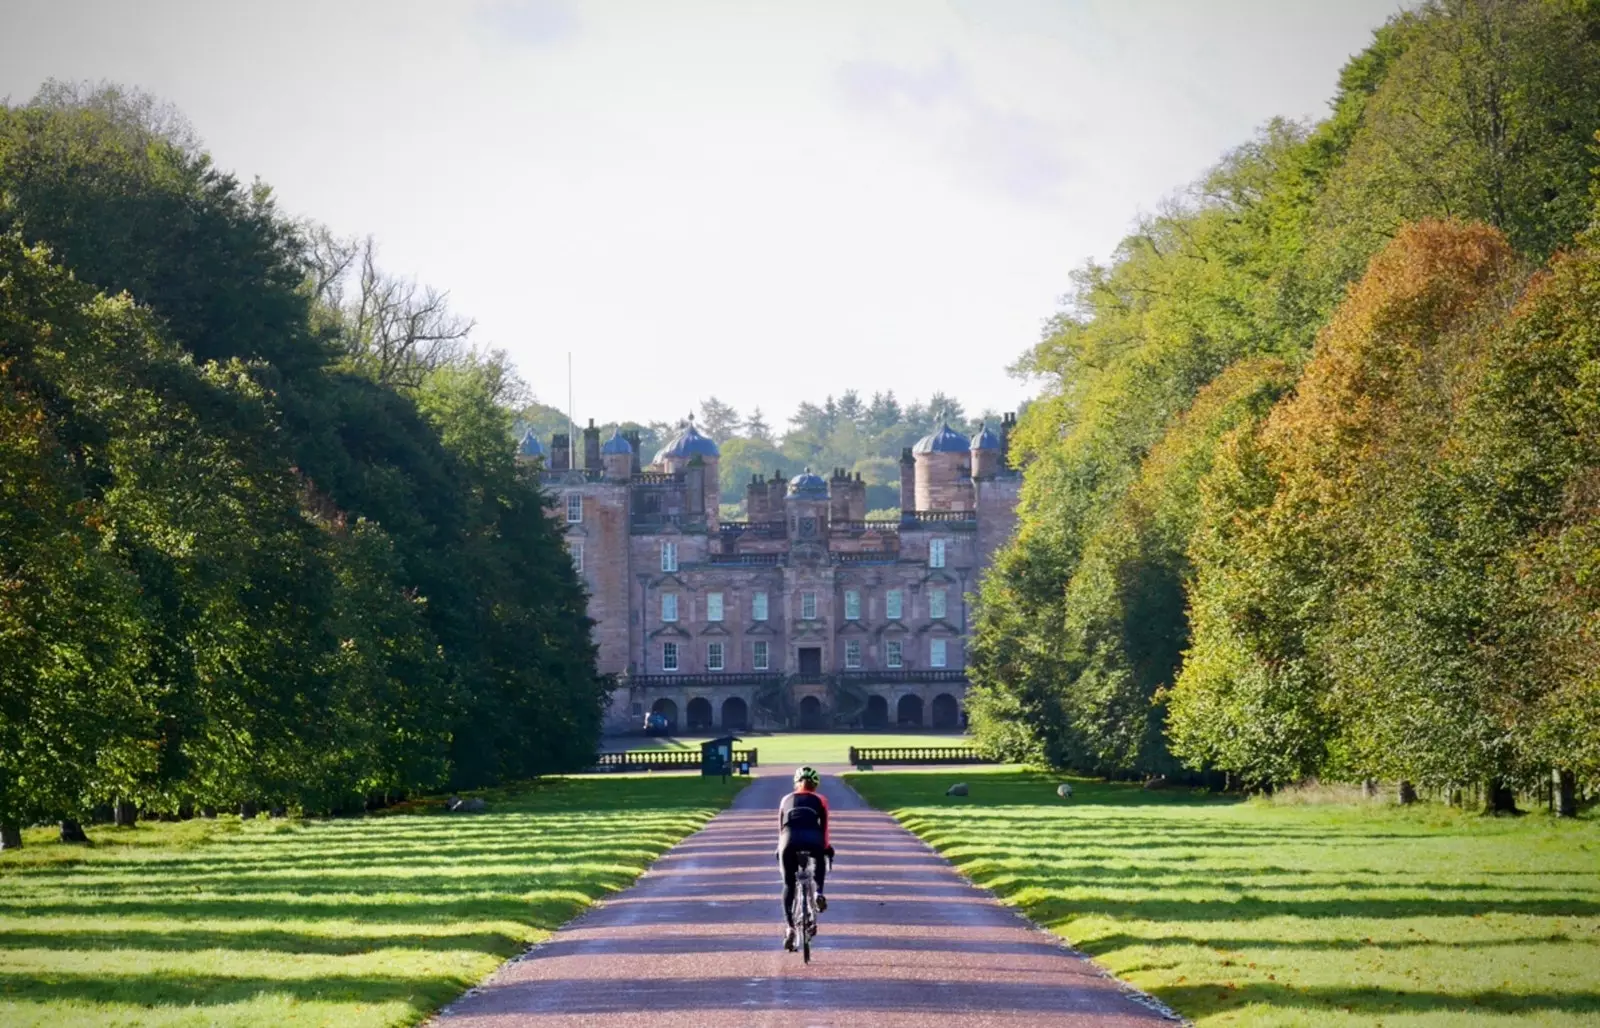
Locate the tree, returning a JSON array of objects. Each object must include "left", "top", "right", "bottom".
[
  {"left": 744, "top": 406, "right": 773, "bottom": 442},
  {"left": 698, "top": 396, "right": 741, "bottom": 441}
]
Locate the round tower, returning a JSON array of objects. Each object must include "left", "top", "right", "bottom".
[
  {"left": 970, "top": 422, "right": 1001, "bottom": 479},
  {"left": 515, "top": 429, "right": 545, "bottom": 467},
  {"left": 601, "top": 427, "right": 633, "bottom": 481},
  {"left": 652, "top": 415, "right": 721, "bottom": 528},
  {"left": 785, "top": 468, "right": 830, "bottom": 540},
  {"left": 913, "top": 423, "right": 971, "bottom": 511}
]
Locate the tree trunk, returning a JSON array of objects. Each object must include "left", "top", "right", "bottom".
[
  {"left": 59, "top": 819, "right": 89, "bottom": 844},
  {"left": 0, "top": 821, "right": 21, "bottom": 850},
  {"left": 113, "top": 798, "right": 137, "bottom": 827},
  {"left": 238, "top": 801, "right": 258, "bottom": 819},
  {"left": 178, "top": 803, "right": 194, "bottom": 820},
  {"left": 1555, "top": 771, "right": 1578, "bottom": 818},
  {"left": 1398, "top": 781, "right": 1417, "bottom": 805},
  {"left": 1362, "top": 778, "right": 1379, "bottom": 800},
  {"left": 1484, "top": 779, "right": 1520, "bottom": 815},
  {"left": 201, "top": 806, "right": 218, "bottom": 819}
]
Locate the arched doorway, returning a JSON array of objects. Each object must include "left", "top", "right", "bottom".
[
  {"left": 931, "top": 693, "right": 960, "bottom": 730},
  {"left": 686, "top": 697, "right": 713, "bottom": 731},
  {"left": 896, "top": 694, "right": 924, "bottom": 727},
  {"left": 799, "top": 695, "right": 825, "bottom": 730},
  {"left": 721, "top": 696, "right": 749, "bottom": 731},
  {"left": 863, "top": 695, "right": 889, "bottom": 730},
  {"left": 650, "top": 697, "right": 679, "bottom": 732}
]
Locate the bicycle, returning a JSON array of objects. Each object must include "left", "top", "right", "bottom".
[{"left": 790, "top": 852, "right": 819, "bottom": 962}]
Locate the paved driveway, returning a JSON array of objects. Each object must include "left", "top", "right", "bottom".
[{"left": 436, "top": 771, "right": 1172, "bottom": 1027}]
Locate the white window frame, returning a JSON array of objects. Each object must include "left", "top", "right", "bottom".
[
  {"left": 707, "top": 641, "right": 724, "bottom": 671},
  {"left": 661, "top": 542, "right": 678, "bottom": 572},
  {"left": 662, "top": 641, "right": 678, "bottom": 671},
  {"left": 753, "top": 640, "right": 769, "bottom": 671},
  {"left": 885, "top": 589, "right": 903, "bottom": 621},
  {"left": 753, "top": 591, "right": 769, "bottom": 621},
  {"left": 929, "top": 588, "right": 947, "bottom": 620},
  {"left": 929, "top": 538, "right": 946, "bottom": 568},
  {"left": 930, "top": 638, "right": 947, "bottom": 668},
  {"left": 706, "top": 592, "right": 724, "bottom": 622},
  {"left": 566, "top": 493, "right": 583, "bottom": 523},
  {"left": 845, "top": 639, "right": 862, "bottom": 669},
  {"left": 570, "top": 540, "right": 583, "bottom": 573},
  {"left": 844, "top": 590, "right": 861, "bottom": 620},
  {"left": 801, "top": 591, "right": 817, "bottom": 620},
  {"left": 661, "top": 593, "right": 678, "bottom": 622},
  {"left": 886, "top": 640, "right": 903, "bottom": 669}
]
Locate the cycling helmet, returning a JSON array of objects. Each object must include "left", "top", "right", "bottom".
[{"left": 794, "top": 765, "right": 820, "bottom": 787}]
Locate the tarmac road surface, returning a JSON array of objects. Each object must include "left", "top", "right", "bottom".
[{"left": 435, "top": 770, "right": 1173, "bottom": 1027}]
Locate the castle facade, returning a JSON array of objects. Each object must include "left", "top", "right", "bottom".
[{"left": 518, "top": 414, "right": 1021, "bottom": 735}]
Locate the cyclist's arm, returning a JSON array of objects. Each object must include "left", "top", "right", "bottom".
[{"left": 818, "top": 793, "right": 831, "bottom": 848}]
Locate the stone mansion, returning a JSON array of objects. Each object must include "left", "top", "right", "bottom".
[{"left": 517, "top": 414, "right": 1021, "bottom": 735}]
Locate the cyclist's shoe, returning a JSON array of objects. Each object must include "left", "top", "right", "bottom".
[
  {"left": 783, "top": 927, "right": 798, "bottom": 952},
  {"left": 815, "top": 893, "right": 828, "bottom": 913}
]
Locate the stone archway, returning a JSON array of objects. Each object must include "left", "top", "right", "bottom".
[
  {"left": 686, "top": 697, "right": 713, "bottom": 732},
  {"left": 863, "top": 695, "right": 889, "bottom": 730},
  {"left": 650, "top": 697, "right": 679, "bottom": 732},
  {"left": 721, "top": 696, "right": 749, "bottom": 731},
  {"left": 896, "top": 694, "right": 924, "bottom": 728},
  {"left": 931, "top": 693, "right": 960, "bottom": 730},
  {"left": 799, "top": 695, "right": 825, "bottom": 730}
]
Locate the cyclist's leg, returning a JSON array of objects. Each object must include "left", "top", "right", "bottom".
[{"left": 780, "top": 846, "right": 800, "bottom": 927}]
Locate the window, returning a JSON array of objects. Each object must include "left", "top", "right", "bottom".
[
  {"left": 801, "top": 591, "right": 817, "bottom": 620},
  {"left": 929, "top": 588, "right": 947, "bottom": 620},
  {"left": 661, "top": 542, "right": 677, "bottom": 572},
  {"left": 886, "top": 589, "right": 903, "bottom": 620},
  {"left": 800, "top": 516, "right": 816, "bottom": 536},
  {"left": 570, "top": 540, "right": 583, "bottom": 573},
  {"left": 661, "top": 593, "right": 678, "bottom": 622},
  {"left": 565, "top": 493, "right": 583, "bottom": 523},
  {"left": 930, "top": 638, "right": 947, "bottom": 668},
  {"left": 706, "top": 592, "right": 724, "bottom": 622},
  {"left": 929, "top": 538, "right": 946, "bottom": 568},
  {"left": 707, "top": 642, "right": 724, "bottom": 671},
  {"left": 844, "top": 590, "right": 861, "bottom": 620},
  {"left": 662, "top": 642, "right": 678, "bottom": 671},
  {"left": 753, "top": 640, "right": 769, "bottom": 670},
  {"left": 753, "top": 591, "right": 769, "bottom": 621},
  {"left": 845, "top": 639, "right": 862, "bottom": 668},
  {"left": 886, "top": 640, "right": 903, "bottom": 668}
]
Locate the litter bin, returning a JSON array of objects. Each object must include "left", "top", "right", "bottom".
[{"left": 701, "top": 735, "right": 741, "bottom": 779}]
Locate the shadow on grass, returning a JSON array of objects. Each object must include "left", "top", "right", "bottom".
[
  {"left": 849, "top": 769, "right": 1600, "bottom": 1026},
  {"left": 1158, "top": 982, "right": 1600, "bottom": 1020},
  {"left": 0, "top": 775, "right": 743, "bottom": 1023}
]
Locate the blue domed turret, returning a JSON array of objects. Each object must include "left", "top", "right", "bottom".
[
  {"left": 601, "top": 428, "right": 633, "bottom": 456},
  {"left": 913, "top": 423, "right": 970, "bottom": 454},
  {"left": 787, "top": 468, "right": 828, "bottom": 499},
  {"left": 652, "top": 416, "right": 721, "bottom": 463},
  {"left": 517, "top": 429, "right": 545, "bottom": 459},
  {"left": 971, "top": 423, "right": 1002, "bottom": 450}
]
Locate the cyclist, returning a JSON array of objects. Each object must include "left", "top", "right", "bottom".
[{"left": 777, "top": 765, "right": 834, "bottom": 951}]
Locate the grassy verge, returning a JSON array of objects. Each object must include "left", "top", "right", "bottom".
[
  {"left": 604, "top": 731, "right": 970, "bottom": 765},
  {"left": 0, "top": 775, "right": 745, "bottom": 1027},
  {"left": 846, "top": 768, "right": 1600, "bottom": 1027}
]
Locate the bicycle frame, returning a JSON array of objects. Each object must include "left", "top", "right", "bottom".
[{"left": 791, "top": 853, "right": 817, "bottom": 963}]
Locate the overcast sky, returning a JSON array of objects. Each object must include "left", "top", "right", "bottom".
[{"left": 4, "top": 0, "right": 1405, "bottom": 430}]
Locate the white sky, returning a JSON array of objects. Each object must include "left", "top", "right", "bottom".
[{"left": 3, "top": 0, "right": 1405, "bottom": 429}]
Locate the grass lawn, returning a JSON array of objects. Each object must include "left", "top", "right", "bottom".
[
  {"left": 0, "top": 775, "right": 745, "bottom": 1027},
  {"left": 846, "top": 768, "right": 1600, "bottom": 1027},
  {"left": 603, "top": 730, "right": 970, "bottom": 765}
]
